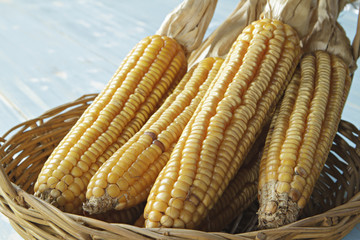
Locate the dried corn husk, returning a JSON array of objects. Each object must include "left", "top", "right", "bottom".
[
  {"left": 302, "top": 0, "right": 357, "bottom": 73},
  {"left": 260, "top": 0, "right": 318, "bottom": 40},
  {"left": 188, "top": 0, "right": 352, "bottom": 67},
  {"left": 188, "top": 0, "right": 266, "bottom": 66},
  {"left": 156, "top": 0, "right": 218, "bottom": 57},
  {"left": 260, "top": 0, "right": 357, "bottom": 72}
]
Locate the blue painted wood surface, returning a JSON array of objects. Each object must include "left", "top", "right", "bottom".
[{"left": 0, "top": 1, "right": 359, "bottom": 239}]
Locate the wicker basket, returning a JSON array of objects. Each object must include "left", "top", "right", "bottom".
[{"left": 1, "top": 94, "right": 360, "bottom": 240}]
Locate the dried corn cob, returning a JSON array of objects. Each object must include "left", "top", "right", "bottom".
[
  {"left": 83, "top": 57, "right": 224, "bottom": 214},
  {"left": 144, "top": 18, "right": 301, "bottom": 229},
  {"left": 258, "top": 51, "right": 352, "bottom": 229},
  {"left": 34, "top": 35, "right": 187, "bottom": 214}
]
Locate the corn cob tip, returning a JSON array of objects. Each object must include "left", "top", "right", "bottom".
[
  {"left": 85, "top": 202, "right": 146, "bottom": 224},
  {"left": 34, "top": 189, "right": 56, "bottom": 208},
  {"left": 257, "top": 181, "right": 300, "bottom": 229},
  {"left": 34, "top": 186, "right": 84, "bottom": 214},
  {"left": 83, "top": 195, "right": 115, "bottom": 214}
]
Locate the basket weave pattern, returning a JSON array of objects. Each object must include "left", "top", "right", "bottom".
[{"left": 1, "top": 94, "right": 360, "bottom": 240}]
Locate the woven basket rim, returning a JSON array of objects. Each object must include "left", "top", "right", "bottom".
[
  {"left": 0, "top": 93, "right": 360, "bottom": 240},
  {"left": 1, "top": 173, "right": 360, "bottom": 239}
]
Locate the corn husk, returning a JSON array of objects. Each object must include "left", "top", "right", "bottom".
[
  {"left": 260, "top": 0, "right": 357, "bottom": 72},
  {"left": 260, "top": 0, "right": 318, "bottom": 41},
  {"left": 156, "top": 0, "right": 218, "bottom": 57},
  {"left": 303, "top": 0, "right": 357, "bottom": 73},
  {"left": 188, "top": 0, "right": 266, "bottom": 67}
]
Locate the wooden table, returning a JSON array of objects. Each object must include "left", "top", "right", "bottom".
[{"left": 0, "top": 1, "right": 359, "bottom": 239}]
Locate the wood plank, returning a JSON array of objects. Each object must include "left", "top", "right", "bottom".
[
  {"left": 0, "top": 0, "right": 238, "bottom": 135},
  {"left": 0, "top": 0, "right": 182, "bottom": 135}
]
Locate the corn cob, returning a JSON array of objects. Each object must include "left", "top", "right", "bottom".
[
  {"left": 257, "top": 51, "right": 352, "bottom": 229},
  {"left": 144, "top": 18, "right": 302, "bottom": 229},
  {"left": 83, "top": 57, "right": 224, "bottom": 214},
  {"left": 34, "top": 35, "right": 187, "bottom": 214}
]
